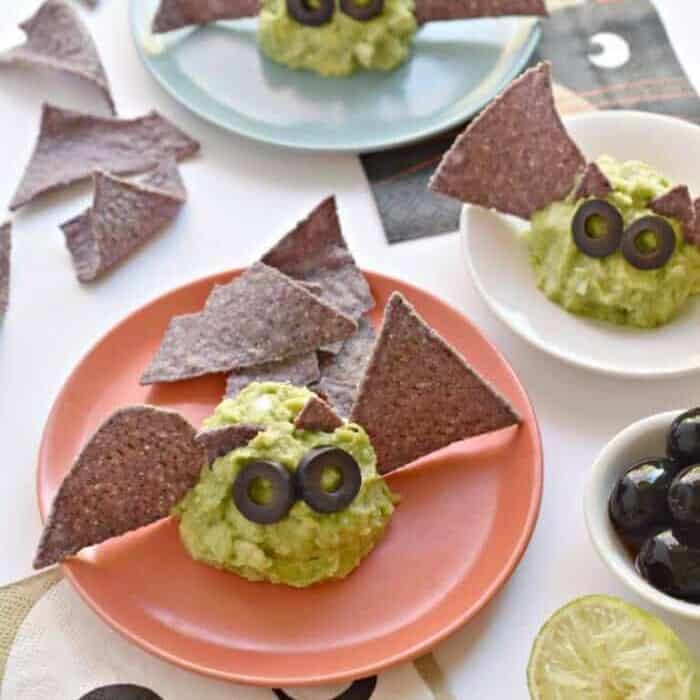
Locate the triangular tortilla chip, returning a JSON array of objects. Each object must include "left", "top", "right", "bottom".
[
  {"left": 141, "top": 263, "right": 357, "bottom": 384},
  {"left": 34, "top": 406, "right": 204, "bottom": 569},
  {"left": 195, "top": 424, "right": 263, "bottom": 463},
  {"left": 0, "top": 222, "right": 10, "bottom": 319},
  {"left": 10, "top": 104, "right": 199, "bottom": 210},
  {"left": 295, "top": 396, "right": 343, "bottom": 433},
  {"left": 574, "top": 163, "right": 612, "bottom": 200},
  {"left": 692, "top": 199, "right": 700, "bottom": 246},
  {"left": 429, "top": 63, "right": 585, "bottom": 219},
  {"left": 261, "top": 196, "right": 374, "bottom": 322},
  {"left": 152, "top": 0, "right": 261, "bottom": 33},
  {"left": 61, "top": 159, "right": 186, "bottom": 282},
  {"left": 350, "top": 293, "right": 520, "bottom": 474},
  {"left": 415, "top": 0, "right": 546, "bottom": 24},
  {"left": 651, "top": 185, "right": 695, "bottom": 243},
  {"left": 225, "top": 353, "right": 320, "bottom": 399},
  {"left": 313, "top": 318, "right": 375, "bottom": 417},
  {"left": 0, "top": 0, "right": 114, "bottom": 113}
]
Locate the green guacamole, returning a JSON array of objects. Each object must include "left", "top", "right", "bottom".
[
  {"left": 527, "top": 155, "right": 700, "bottom": 328},
  {"left": 175, "top": 382, "right": 396, "bottom": 587},
  {"left": 257, "top": 0, "right": 417, "bottom": 76}
]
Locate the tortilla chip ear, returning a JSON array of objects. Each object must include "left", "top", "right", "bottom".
[
  {"left": 34, "top": 406, "right": 205, "bottom": 569},
  {"left": 350, "top": 293, "right": 520, "bottom": 474},
  {"left": 650, "top": 185, "right": 696, "bottom": 244},
  {"left": 295, "top": 396, "right": 343, "bottom": 433},
  {"left": 574, "top": 163, "right": 612, "bottom": 200},
  {"left": 152, "top": 0, "right": 261, "bottom": 33},
  {"left": 415, "top": 0, "right": 547, "bottom": 24},
  {"left": 429, "top": 62, "right": 585, "bottom": 219}
]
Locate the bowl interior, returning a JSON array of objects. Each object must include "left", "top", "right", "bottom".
[
  {"left": 464, "top": 111, "right": 700, "bottom": 378},
  {"left": 585, "top": 409, "right": 700, "bottom": 619}
]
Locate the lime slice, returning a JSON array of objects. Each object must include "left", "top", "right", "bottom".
[{"left": 527, "top": 595, "right": 700, "bottom": 699}]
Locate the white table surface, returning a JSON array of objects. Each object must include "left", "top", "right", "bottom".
[{"left": 2, "top": 0, "right": 700, "bottom": 696}]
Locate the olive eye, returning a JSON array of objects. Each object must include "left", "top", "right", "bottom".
[
  {"left": 620, "top": 216, "right": 676, "bottom": 270},
  {"left": 572, "top": 199, "right": 624, "bottom": 259},
  {"left": 296, "top": 446, "right": 361, "bottom": 514},
  {"left": 286, "top": 0, "right": 334, "bottom": 25},
  {"left": 233, "top": 460, "right": 296, "bottom": 524},
  {"left": 340, "top": 0, "right": 384, "bottom": 21}
]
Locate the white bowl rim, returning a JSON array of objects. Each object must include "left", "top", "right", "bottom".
[
  {"left": 461, "top": 109, "right": 700, "bottom": 380},
  {"left": 584, "top": 408, "right": 700, "bottom": 620}
]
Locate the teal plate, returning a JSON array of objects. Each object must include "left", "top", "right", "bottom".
[{"left": 130, "top": 0, "right": 541, "bottom": 152}]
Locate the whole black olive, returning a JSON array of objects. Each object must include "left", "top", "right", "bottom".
[
  {"left": 571, "top": 199, "right": 624, "bottom": 258},
  {"left": 608, "top": 457, "right": 680, "bottom": 545},
  {"left": 667, "top": 408, "right": 700, "bottom": 467},
  {"left": 233, "top": 460, "right": 296, "bottom": 525},
  {"left": 669, "top": 465, "right": 700, "bottom": 531},
  {"left": 297, "top": 446, "right": 361, "bottom": 514},
  {"left": 637, "top": 529, "right": 700, "bottom": 601},
  {"left": 620, "top": 216, "right": 676, "bottom": 270}
]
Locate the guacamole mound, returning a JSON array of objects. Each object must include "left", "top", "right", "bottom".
[
  {"left": 175, "top": 382, "right": 396, "bottom": 587},
  {"left": 527, "top": 155, "right": 700, "bottom": 328},
  {"left": 257, "top": 0, "right": 417, "bottom": 77}
]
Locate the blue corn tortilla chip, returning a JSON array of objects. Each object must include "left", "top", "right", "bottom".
[
  {"left": 141, "top": 263, "right": 357, "bottom": 384},
  {"left": 195, "top": 424, "right": 263, "bottom": 463},
  {"left": 651, "top": 185, "right": 695, "bottom": 243},
  {"left": 0, "top": 0, "right": 114, "bottom": 113},
  {"left": 261, "top": 196, "right": 374, "bottom": 324},
  {"left": 61, "top": 159, "right": 186, "bottom": 282},
  {"left": 350, "top": 293, "right": 520, "bottom": 474},
  {"left": 34, "top": 406, "right": 205, "bottom": 569},
  {"left": 430, "top": 63, "right": 585, "bottom": 219},
  {"left": 152, "top": 0, "right": 261, "bottom": 33},
  {"left": 0, "top": 222, "right": 10, "bottom": 319},
  {"left": 225, "top": 353, "right": 320, "bottom": 399},
  {"left": 0, "top": 222, "right": 11, "bottom": 318},
  {"left": 574, "top": 163, "right": 612, "bottom": 200},
  {"left": 415, "top": 0, "right": 547, "bottom": 24},
  {"left": 294, "top": 396, "right": 343, "bottom": 433},
  {"left": 313, "top": 318, "right": 375, "bottom": 417},
  {"left": 10, "top": 105, "right": 199, "bottom": 210}
]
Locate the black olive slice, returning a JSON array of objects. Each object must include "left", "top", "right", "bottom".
[
  {"left": 233, "top": 460, "right": 296, "bottom": 524},
  {"left": 297, "top": 446, "right": 361, "bottom": 514},
  {"left": 621, "top": 216, "right": 676, "bottom": 270},
  {"left": 286, "top": 0, "right": 334, "bottom": 26},
  {"left": 571, "top": 199, "right": 624, "bottom": 258},
  {"left": 340, "top": 0, "right": 384, "bottom": 21}
]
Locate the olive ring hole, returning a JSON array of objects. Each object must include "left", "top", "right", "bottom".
[{"left": 320, "top": 465, "right": 344, "bottom": 494}]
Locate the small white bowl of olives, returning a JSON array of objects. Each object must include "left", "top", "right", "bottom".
[{"left": 585, "top": 408, "right": 700, "bottom": 619}]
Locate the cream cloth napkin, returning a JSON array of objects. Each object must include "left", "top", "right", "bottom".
[{"left": 0, "top": 571, "right": 454, "bottom": 700}]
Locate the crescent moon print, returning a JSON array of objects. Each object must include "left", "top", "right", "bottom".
[
  {"left": 588, "top": 32, "right": 630, "bottom": 70},
  {"left": 79, "top": 687, "right": 163, "bottom": 700},
  {"left": 275, "top": 678, "right": 378, "bottom": 700}
]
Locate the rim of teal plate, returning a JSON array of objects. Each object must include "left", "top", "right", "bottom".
[{"left": 129, "top": 1, "right": 542, "bottom": 153}]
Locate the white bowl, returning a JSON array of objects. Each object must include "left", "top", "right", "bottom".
[
  {"left": 584, "top": 409, "right": 700, "bottom": 620},
  {"left": 462, "top": 110, "right": 700, "bottom": 378}
]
